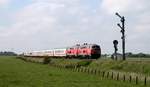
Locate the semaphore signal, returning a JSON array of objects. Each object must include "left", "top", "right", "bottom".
[{"left": 115, "top": 12, "right": 126, "bottom": 60}]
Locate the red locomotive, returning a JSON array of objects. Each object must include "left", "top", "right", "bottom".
[
  {"left": 24, "top": 43, "right": 101, "bottom": 59},
  {"left": 66, "top": 43, "right": 101, "bottom": 59}
]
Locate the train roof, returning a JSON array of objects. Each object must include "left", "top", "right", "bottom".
[
  {"left": 67, "top": 43, "right": 100, "bottom": 48},
  {"left": 53, "top": 48, "right": 67, "bottom": 50}
]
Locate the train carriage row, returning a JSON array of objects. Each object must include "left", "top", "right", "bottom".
[{"left": 24, "top": 43, "right": 101, "bottom": 59}]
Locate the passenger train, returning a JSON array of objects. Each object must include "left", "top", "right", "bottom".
[{"left": 23, "top": 43, "right": 101, "bottom": 59}]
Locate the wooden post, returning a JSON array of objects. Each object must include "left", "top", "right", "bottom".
[
  {"left": 102, "top": 71, "right": 105, "bottom": 77},
  {"left": 89, "top": 68, "right": 91, "bottom": 74},
  {"left": 92, "top": 69, "right": 94, "bottom": 74},
  {"left": 79, "top": 68, "right": 81, "bottom": 72},
  {"left": 129, "top": 75, "right": 132, "bottom": 83},
  {"left": 89, "top": 69, "right": 91, "bottom": 74},
  {"left": 111, "top": 72, "right": 113, "bottom": 79},
  {"left": 80, "top": 68, "right": 82, "bottom": 72},
  {"left": 107, "top": 72, "right": 109, "bottom": 78},
  {"left": 123, "top": 75, "right": 125, "bottom": 82},
  {"left": 75, "top": 66, "right": 77, "bottom": 72},
  {"left": 93, "top": 69, "right": 95, "bottom": 74},
  {"left": 98, "top": 70, "right": 100, "bottom": 75},
  {"left": 95, "top": 69, "right": 97, "bottom": 75},
  {"left": 84, "top": 68, "right": 86, "bottom": 73},
  {"left": 136, "top": 76, "right": 138, "bottom": 85},
  {"left": 144, "top": 77, "right": 147, "bottom": 86},
  {"left": 78, "top": 68, "right": 80, "bottom": 72},
  {"left": 117, "top": 73, "right": 119, "bottom": 80},
  {"left": 86, "top": 68, "right": 88, "bottom": 73},
  {"left": 77, "top": 68, "right": 79, "bottom": 72},
  {"left": 82, "top": 68, "right": 84, "bottom": 72},
  {"left": 91, "top": 69, "right": 93, "bottom": 74}
]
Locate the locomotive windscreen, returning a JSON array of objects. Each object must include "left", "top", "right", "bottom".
[{"left": 92, "top": 45, "right": 100, "bottom": 49}]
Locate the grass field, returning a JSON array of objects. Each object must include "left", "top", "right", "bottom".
[
  {"left": 89, "top": 58, "right": 150, "bottom": 75},
  {"left": 0, "top": 56, "right": 146, "bottom": 87}
]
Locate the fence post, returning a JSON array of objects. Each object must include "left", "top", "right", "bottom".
[
  {"left": 95, "top": 69, "right": 97, "bottom": 75},
  {"left": 144, "top": 77, "right": 146, "bottom": 86},
  {"left": 117, "top": 73, "right": 119, "bottom": 80},
  {"left": 123, "top": 75, "right": 125, "bottom": 82},
  {"left": 111, "top": 72, "right": 113, "bottom": 79},
  {"left": 89, "top": 68, "right": 91, "bottom": 74},
  {"left": 80, "top": 68, "right": 82, "bottom": 72},
  {"left": 107, "top": 72, "right": 109, "bottom": 78},
  {"left": 98, "top": 70, "right": 100, "bottom": 75},
  {"left": 93, "top": 69, "right": 95, "bottom": 74},
  {"left": 102, "top": 71, "right": 105, "bottom": 77},
  {"left": 84, "top": 68, "right": 86, "bottom": 73},
  {"left": 77, "top": 68, "right": 79, "bottom": 72},
  {"left": 78, "top": 68, "right": 80, "bottom": 72},
  {"left": 129, "top": 75, "right": 132, "bottom": 83},
  {"left": 79, "top": 68, "right": 81, "bottom": 72},
  {"left": 87, "top": 68, "right": 90, "bottom": 74},
  {"left": 82, "top": 68, "right": 84, "bottom": 72},
  {"left": 89, "top": 69, "right": 91, "bottom": 74},
  {"left": 91, "top": 69, "right": 94, "bottom": 74},
  {"left": 136, "top": 76, "right": 138, "bottom": 85},
  {"left": 75, "top": 67, "right": 77, "bottom": 72},
  {"left": 71, "top": 66, "right": 73, "bottom": 71},
  {"left": 91, "top": 69, "right": 93, "bottom": 74}
]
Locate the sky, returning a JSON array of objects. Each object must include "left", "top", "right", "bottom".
[{"left": 0, "top": 0, "right": 150, "bottom": 54}]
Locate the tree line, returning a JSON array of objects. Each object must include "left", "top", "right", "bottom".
[
  {"left": 126, "top": 52, "right": 150, "bottom": 58},
  {"left": 0, "top": 51, "right": 17, "bottom": 56},
  {"left": 102, "top": 52, "right": 150, "bottom": 58}
]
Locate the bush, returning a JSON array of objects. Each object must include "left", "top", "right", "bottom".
[
  {"left": 43, "top": 58, "right": 51, "bottom": 64},
  {"left": 77, "top": 61, "right": 92, "bottom": 67}
]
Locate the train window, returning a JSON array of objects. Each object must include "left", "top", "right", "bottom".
[
  {"left": 81, "top": 46, "right": 86, "bottom": 49},
  {"left": 55, "top": 50, "right": 64, "bottom": 53},
  {"left": 70, "top": 48, "right": 74, "bottom": 50},
  {"left": 92, "top": 45, "right": 100, "bottom": 49}
]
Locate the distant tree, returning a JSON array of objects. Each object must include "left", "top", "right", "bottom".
[
  {"left": 0, "top": 51, "right": 17, "bottom": 56},
  {"left": 126, "top": 52, "right": 150, "bottom": 58},
  {"left": 125, "top": 52, "right": 133, "bottom": 57}
]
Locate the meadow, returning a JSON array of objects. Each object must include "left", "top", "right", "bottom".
[
  {"left": 89, "top": 58, "right": 150, "bottom": 75},
  {"left": 0, "top": 56, "right": 147, "bottom": 87}
]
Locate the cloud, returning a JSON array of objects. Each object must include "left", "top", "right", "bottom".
[
  {"left": 0, "top": 0, "right": 10, "bottom": 6},
  {"left": 100, "top": 0, "right": 150, "bottom": 53},
  {"left": 101, "top": 0, "right": 149, "bottom": 14},
  {"left": 0, "top": 0, "right": 93, "bottom": 52},
  {"left": 0, "top": 0, "right": 150, "bottom": 54}
]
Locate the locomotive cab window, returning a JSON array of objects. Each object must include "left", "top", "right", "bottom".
[
  {"left": 81, "top": 46, "right": 86, "bottom": 49},
  {"left": 92, "top": 45, "right": 100, "bottom": 49}
]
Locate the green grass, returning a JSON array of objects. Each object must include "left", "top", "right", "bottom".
[
  {"left": 50, "top": 58, "right": 92, "bottom": 68},
  {"left": 89, "top": 58, "right": 150, "bottom": 75},
  {"left": 0, "top": 56, "right": 145, "bottom": 87},
  {"left": 49, "top": 57, "right": 150, "bottom": 75}
]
